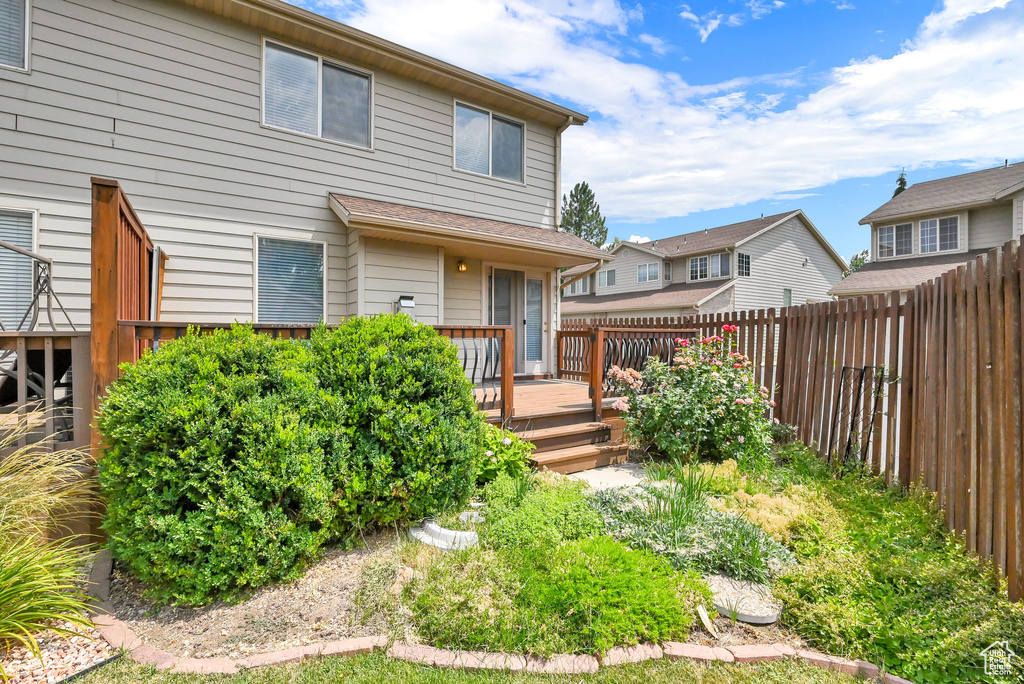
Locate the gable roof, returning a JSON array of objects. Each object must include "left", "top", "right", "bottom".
[
  {"left": 828, "top": 249, "right": 990, "bottom": 296},
  {"left": 860, "top": 162, "right": 1024, "bottom": 225},
  {"left": 649, "top": 212, "right": 795, "bottom": 257},
  {"left": 175, "top": 0, "right": 588, "bottom": 128},
  {"left": 561, "top": 280, "right": 733, "bottom": 314},
  {"left": 330, "top": 194, "right": 607, "bottom": 259}
]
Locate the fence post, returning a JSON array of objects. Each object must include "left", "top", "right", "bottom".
[
  {"left": 89, "top": 178, "right": 121, "bottom": 455},
  {"left": 590, "top": 327, "right": 605, "bottom": 422},
  {"left": 501, "top": 327, "right": 514, "bottom": 424}
]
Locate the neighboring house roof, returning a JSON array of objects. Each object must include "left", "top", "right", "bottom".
[
  {"left": 562, "top": 262, "right": 597, "bottom": 277},
  {"left": 649, "top": 212, "right": 793, "bottom": 256},
  {"left": 176, "top": 0, "right": 588, "bottom": 128},
  {"left": 330, "top": 194, "right": 608, "bottom": 259},
  {"left": 860, "top": 162, "right": 1024, "bottom": 224},
  {"left": 828, "top": 249, "right": 990, "bottom": 296},
  {"left": 561, "top": 280, "right": 733, "bottom": 314}
]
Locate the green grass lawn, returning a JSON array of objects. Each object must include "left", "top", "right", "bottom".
[{"left": 81, "top": 652, "right": 857, "bottom": 684}]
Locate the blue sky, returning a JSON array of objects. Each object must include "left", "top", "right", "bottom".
[{"left": 294, "top": 0, "right": 1024, "bottom": 262}]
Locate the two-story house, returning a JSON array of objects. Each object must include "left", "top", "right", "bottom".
[
  {"left": 560, "top": 210, "right": 846, "bottom": 319},
  {"left": 831, "top": 162, "right": 1024, "bottom": 299},
  {"left": 0, "top": 0, "right": 606, "bottom": 376}
]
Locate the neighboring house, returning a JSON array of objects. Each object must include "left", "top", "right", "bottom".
[
  {"left": 832, "top": 162, "right": 1024, "bottom": 299},
  {"left": 0, "top": 0, "right": 606, "bottom": 377},
  {"left": 561, "top": 211, "right": 846, "bottom": 319}
]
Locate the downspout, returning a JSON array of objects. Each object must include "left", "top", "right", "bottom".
[{"left": 554, "top": 115, "right": 575, "bottom": 229}]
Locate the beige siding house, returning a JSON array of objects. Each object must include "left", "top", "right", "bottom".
[
  {"left": 832, "top": 162, "right": 1024, "bottom": 298},
  {"left": 561, "top": 210, "right": 845, "bottom": 319},
  {"left": 0, "top": 0, "right": 605, "bottom": 376}
]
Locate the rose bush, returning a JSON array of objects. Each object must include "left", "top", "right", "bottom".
[{"left": 608, "top": 325, "right": 774, "bottom": 470}]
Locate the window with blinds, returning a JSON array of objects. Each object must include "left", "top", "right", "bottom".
[
  {"left": 0, "top": 208, "right": 34, "bottom": 329},
  {"left": 454, "top": 102, "right": 524, "bottom": 182},
  {"left": 263, "top": 40, "right": 371, "bottom": 148},
  {"left": 0, "top": 0, "right": 27, "bottom": 70},
  {"left": 256, "top": 236, "right": 325, "bottom": 324}
]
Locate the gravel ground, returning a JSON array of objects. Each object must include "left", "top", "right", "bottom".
[
  {"left": 0, "top": 622, "right": 115, "bottom": 684},
  {"left": 109, "top": 530, "right": 399, "bottom": 659}
]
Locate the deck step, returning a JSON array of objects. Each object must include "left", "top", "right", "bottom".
[
  {"left": 517, "top": 422, "right": 611, "bottom": 453},
  {"left": 505, "top": 406, "right": 596, "bottom": 431},
  {"left": 532, "top": 442, "right": 630, "bottom": 475}
]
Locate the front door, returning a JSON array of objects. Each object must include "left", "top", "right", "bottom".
[{"left": 488, "top": 268, "right": 547, "bottom": 375}]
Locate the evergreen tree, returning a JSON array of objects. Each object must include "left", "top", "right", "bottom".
[
  {"left": 560, "top": 182, "right": 608, "bottom": 246},
  {"left": 892, "top": 168, "right": 907, "bottom": 198},
  {"left": 844, "top": 249, "right": 870, "bottom": 277}
]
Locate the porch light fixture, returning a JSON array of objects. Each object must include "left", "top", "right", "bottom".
[
  {"left": 395, "top": 295, "right": 415, "bottom": 315},
  {"left": 457, "top": 260, "right": 468, "bottom": 272}
]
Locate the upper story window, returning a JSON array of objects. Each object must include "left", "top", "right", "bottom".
[
  {"left": 255, "top": 235, "right": 326, "bottom": 324},
  {"left": 663, "top": 261, "right": 672, "bottom": 281},
  {"left": 737, "top": 253, "right": 751, "bottom": 277},
  {"left": 920, "top": 216, "right": 959, "bottom": 253},
  {"left": 598, "top": 269, "right": 616, "bottom": 287},
  {"left": 262, "top": 40, "right": 372, "bottom": 149},
  {"left": 878, "top": 223, "right": 912, "bottom": 258},
  {"left": 563, "top": 277, "right": 589, "bottom": 296},
  {"left": 454, "top": 102, "right": 524, "bottom": 183},
  {"left": 689, "top": 252, "right": 731, "bottom": 280},
  {"left": 637, "top": 262, "right": 660, "bottom": 283},
  {"left": 0, "top": 0, "right": 28, "bottom": 71},
  {"left": 0, "top": 207, "right": 35, "bottom": 328}
]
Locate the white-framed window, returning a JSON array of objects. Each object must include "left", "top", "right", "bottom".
[
  {"left": 737, "top": 252, "right": 750, "bottom": 277},
  {"left": 0, "top": 0, "right": 29, "bottom": 71},
  {"left": 637, "top": 262, "right": 660, "bottom": 283},
  {"left": 598, "top": 269, "right": 616, "bottom": 287},
  {"left": 262, "top": 39, "right": 372, "bottom": 149},
  {"left": 688, "top": 252, "right": 730, "bottom": 280},
  {"left": 0, "top": 206, "right": 36, "bottom": 328},
  {"left": 562, "top": 278, "right": 589, "bottom": 296},
  {"left": 878, "top": 223, "right": 913, "bottom": 258},
  {"left": 663, "top": 261, "right": 672, "bottom": 281},
  {"left": 454, "top": 101, "right": 525, "bottom": 183},
  {"left": 254, "top": 235, "right": 326, "bottom": 324},
  {"left": 920, "top": 216, "right": 959, "bottom": 253},
  {"left": 783, "top": 288, "right": 793, "bottom": 307}
]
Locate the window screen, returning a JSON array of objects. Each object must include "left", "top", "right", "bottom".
[
  {"left": 256, "top": 236, "right": 325, "bottom": 324},
  {"left": 0, "top": 208, "right": 34, "bottom": 328},
  {"left": 0, "top": 0, "right": 26, "bottom": 70},
  {"left": 491, "top": 116, "right": 523, "bottom": 182},
  {"left": 322, "top": 62, "right": 370, "bottom": 147}
]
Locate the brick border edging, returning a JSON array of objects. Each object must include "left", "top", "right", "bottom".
[{"left": 85, "top": 550, "right": 914, "bottom": 682}]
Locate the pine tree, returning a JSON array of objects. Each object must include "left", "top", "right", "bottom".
[
  {"left": 892, "top": 168, "right": 907, "bottom": 198},
  {"left": 560, "top": 182, "right": 608, "bottom": 247},
  {"left": 844, "top": 249, "right": 870, "bottom": 277}
]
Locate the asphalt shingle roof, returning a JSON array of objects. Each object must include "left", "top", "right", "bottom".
[
  {"left": 561, "top": 280, "right": 732, "bottom": 314},
  {"left": 860, "top": 163, "right": 1024, "bottom": 224},
  {"left": 330, "top": 194, "right": 608, "bottom": 258},
  {"left": 828, "top": 250, "right": 990, "bottom": 295},
  {"left": 649, "top": 212, "right": 795, "bottom": 256}
]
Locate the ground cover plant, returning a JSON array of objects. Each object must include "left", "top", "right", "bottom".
[
  {"left": 729, "top": 443, "right": 1024, "bottom": 683},
  {"left": 473, "top": 424, "right": 533, "bottom": 485},
  {"left": 608, "top": 326, "right": 774, "bottom": 471},
  {"left": 98, "top": 317, "right": 485, "bottom": 605},
  {"left": 0, "top": 413, "right": 96, "bottom": 679}
]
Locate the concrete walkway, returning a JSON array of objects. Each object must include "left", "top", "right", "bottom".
[{"left": 568, "top": 461, "right": 647, "bottom": 490}]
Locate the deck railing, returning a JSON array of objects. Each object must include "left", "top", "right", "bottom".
[
  {"left": 0, "top": 331, "right": 92, "bottom": 452},
  {"left": 557, "top": 326, "right": 698, "bottom": 420},
  {"left": 116, "top": 321, "right": 515, "bottom": 423}
]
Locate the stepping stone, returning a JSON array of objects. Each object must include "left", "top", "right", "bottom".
[
  {"left": 706, "top": 574, "right": 782, "bottom": 625},
  {"left": 458, "top": 510, "right": 485, "bottom": 524},
  {"left": 408, "top": 520, "right": 478, "bottom": 551}
]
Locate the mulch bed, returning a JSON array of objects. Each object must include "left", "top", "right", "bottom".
[{"left": 107, "top": 530, "right": 398, "bottom": 660}]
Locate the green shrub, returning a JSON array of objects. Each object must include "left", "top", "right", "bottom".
[
  {"left": 310, "top": 315, "right": 484, "bottom": 526},
  {"left": 592, "top": 484, "right": 793, "bottom": 583},
  {"left": 403, "top": 538, "right": 708, "bottom": 655},
  {"left": 772, "top": 443, "right": 1024, "bottom": 683},
  {"left": 607, "top": 327, "right": 773, "bottom": 471},
  {"left": 474, "top": 424, "right": 533, "bottom": 485},
  {"left": 482, "top": 475, "right": 602, "bottom": 550},
  {"left": 98, "top": 325, "right": 347, "bottom": 605}
]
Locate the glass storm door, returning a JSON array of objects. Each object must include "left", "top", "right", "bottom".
[{"left": 523, "top": 277, "right": 545, "bottom": 375}]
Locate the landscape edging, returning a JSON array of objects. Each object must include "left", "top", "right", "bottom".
[{"left": 85, "top": 550, "right": 914, "bottom": 682}]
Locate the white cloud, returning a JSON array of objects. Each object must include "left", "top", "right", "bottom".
[
  {"left": 679, "top": 0, "right": 782, "bottom": 40},
  {"left": 638, "top": 33, "right": 670, "bottom": 55},
  {"left": 303, "top": 0, "right": 1024, "bottom": 221},
  {"left": 628, "top": 235, "right": 652, "bottom": 243}
]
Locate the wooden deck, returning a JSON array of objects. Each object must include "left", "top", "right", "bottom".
[{"left": 482, "top": 379, "right": 616, "bottom": 423}]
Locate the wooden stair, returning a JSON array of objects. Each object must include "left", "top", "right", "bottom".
[
  {"left": 532, "top": 442, "right": 630, "bottom": 474},
  {"left": 514, "top": 418, "right": 629, "bottom": 474}
]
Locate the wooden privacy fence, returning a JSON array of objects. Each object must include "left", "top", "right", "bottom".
[
  {"left": 113, "top": 321, "right": 515, "bottom": 424},
  {"left": 566, "top": 239, "right": 1024, "bottom": 600}
]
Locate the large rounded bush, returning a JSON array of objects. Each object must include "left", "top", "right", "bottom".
[
  {"left": 310, "top": 314, "right": 484, "bottom": 527},
  {"left": 97, "top": 326, "right": 347, "bottom": 605}
]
